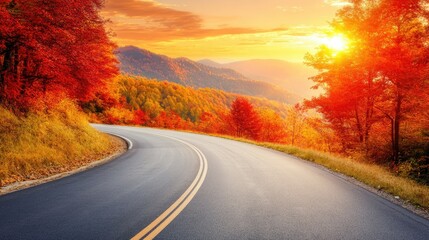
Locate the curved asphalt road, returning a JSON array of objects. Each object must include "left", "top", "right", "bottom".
[{"left": 0, "top": 124, "right": 428, "bottom": 239}]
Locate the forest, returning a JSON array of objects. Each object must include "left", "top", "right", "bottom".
[
  {"left": 0, "top": 0, "right": 117, "bottom": 110},
  {"left": 0, "top": 0, "right": 428, "bottom": 186},
  {"left": 305, "top": 0, "right": 429, "bottom": 183},
  {"left": 82, "top": 75, "right": 337, "bottom": 152},
  {"left": 0, "top": 0, "right": 120, "bottom": 185}
]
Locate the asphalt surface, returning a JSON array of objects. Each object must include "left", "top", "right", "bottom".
[{"left": 0, "top": 124, "right": 428, "bottom": 239}]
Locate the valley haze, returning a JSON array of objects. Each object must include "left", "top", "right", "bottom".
[{"left": 116, "top": 46, "right": 305, "bottom": 103}]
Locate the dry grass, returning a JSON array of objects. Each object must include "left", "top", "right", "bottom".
[
  {"left": 0, "top": 100, "right": 122, "bottom": 186},
  {"left": 212, "top": 135, "right": 429, "bottom": 210}
]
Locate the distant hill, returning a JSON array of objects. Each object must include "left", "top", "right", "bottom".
[
  {"left": 197, "top": 59, "right": 224, "bottom": 68},
  {"left": 116, "top": 46, "right": 299, "bottom": 104},
  {"left": 198, "top": 59, "right": 319, "bottom": 99},
  {"left": 117, "top": 75, "right": 291, "bottom": 120}
]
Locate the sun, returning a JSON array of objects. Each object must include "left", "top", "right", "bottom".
[{"left": 322, "top": 34, "right": 349, "bottom": 52}]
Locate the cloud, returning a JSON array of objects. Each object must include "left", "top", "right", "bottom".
[
  {"left": 109, "top": 22, "right": 284, "bottom": 42},
  {"left": 324, "top": 0, "right": 353, "bottom": 7},
  {"left": 276, "top": 6, "right": 303, "bottom": 13},
  {"left": 103, "top": 0, "right": 286, "bottom": 42},
  {"left": 282, "top": 25, "right": 329, "bottom": 37},
  {"left": 103, "top": 0, "right": 202, "bottom": 30}
]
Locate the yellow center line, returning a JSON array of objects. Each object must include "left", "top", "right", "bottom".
[{"left": 131, "top": 134, "right": 208, "bottom": 240}]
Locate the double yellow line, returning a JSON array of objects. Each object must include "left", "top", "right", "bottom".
[{"left": 131, "top": 135, "right": 208, "bottom": 240}]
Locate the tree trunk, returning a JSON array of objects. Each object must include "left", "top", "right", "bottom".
[
  {"left": 20, "top": 56, "right": 29, "bottom": 97},
  {"left": 13, "top": 46, "right": 20, "bottom": 81},
  {"left": 393, "top": 94, "right": 402, "bottom": 164},
  {"left": 364, "top": 70, "right": 374, "bottom": 156},
  {"left": 291, "top": 119, "right": 296, "bottom": 145},
  {"left": 0, "top": 43, "right": 15, "bottom": 101},
  {"left": 355, "top": 107, "right": 363, "bottom": 143}
]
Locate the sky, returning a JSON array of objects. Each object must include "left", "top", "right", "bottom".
[{"left": 102, "top": 0, "right": 350, "bottom": 63}]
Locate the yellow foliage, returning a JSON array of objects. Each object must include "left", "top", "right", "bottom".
[{"left": 0, "top": 100, "right": 115, "bottom": 186}]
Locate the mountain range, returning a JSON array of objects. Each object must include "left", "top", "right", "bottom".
[
  {"left": 116, "top": 46, "right": 300, "bottom": 104},
  {"left": 198, "top": 59, "right": 318, "bottom": 99}
]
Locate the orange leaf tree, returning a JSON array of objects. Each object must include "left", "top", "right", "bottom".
[
  {"left": 0, "top": 0, "right": 117, "bottom": 110},
  {"left": 306, "top": 0, "right": 429, "bottom": 163},
  {"left": 230, "top": 97, "right": 261, "bottom": 140}
]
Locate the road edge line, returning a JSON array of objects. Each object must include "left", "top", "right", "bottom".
[{"left": 105, "top": 132, "right": 133, "bottom": 150}]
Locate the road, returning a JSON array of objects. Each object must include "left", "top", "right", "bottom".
[{"left": 0, "top": 124, "right": 428, "bottom": 239}]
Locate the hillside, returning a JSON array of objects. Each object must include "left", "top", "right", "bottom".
[
  {"left": 0, "top": 0, "right": 123, "bottom": 188},
  {"left": 0, "top": 100, "right": 124, "bottom": 187},
  {"left": 198, "top": 59, "right": 224, "bottom": 68},
  {"left": 116, "top": 46, "right": 299, "bottom": 104},
  {"left": 198, "top": 59, "right": 319, "bottom": 99},
  {"left": 84, "top": 75, "right": 291, "bottom": 123},
  {"left": 83, "top": 75, "right": 304, "bottom": 144}
]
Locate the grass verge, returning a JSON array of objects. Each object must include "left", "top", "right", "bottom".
[
  {"left": 211, "top": 134, "right": 429, "bottom": 211},
  {"left": 0, "top": 100, "right": 124, "bottom": 187}
]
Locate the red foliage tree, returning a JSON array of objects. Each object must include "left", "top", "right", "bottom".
[
  {"left": 0, "top": 0, "right": 117, "bottom": 110},
  {"left": 151, "top": 111, "right": 189, "bottom": 129},
  {"left": 230, "top": 97, "right": 261, "bottom": 140},
  {"left": 258, "top": 108, "right": 286, "bottom": 143},
  {"left": 306, "top": 0, "right": 429, "bottom": 163},
  {"left": 198, "top": 112, "right": 217, "bottom": 133},
  {"left": 132, "top": 109, "right": 149, "bottom": 126}
]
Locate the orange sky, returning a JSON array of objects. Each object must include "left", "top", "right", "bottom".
[{"left": 102, "top": 0, "right": 349, "bottom": 63}]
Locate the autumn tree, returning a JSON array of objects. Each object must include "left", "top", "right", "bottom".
[
  {"left": 230, "top": 97, "right": 261, "bottom": 140},
  {"left": 131, "top": 109, "right": 149, "bottom": 125},
  {"left": 284, "top": 104, "right": 306, "bottom": 146},
  {"left": 0, "top": 0, "right": 117, "bottom": 109},
  {"left": 374, "top": 0, "right": 429, "bottom": 164},
  {"left": 258, "top": 108, "right": 287, "bottom": 143},
  {"left": 197, "top": 111, "right": 224, "bottom": 133},
  {"left": 150, "top": 111, "right": 192, "bottom": 130},
  {"left": 306, "top": 0, "right": 429, "bottom": 163}
]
